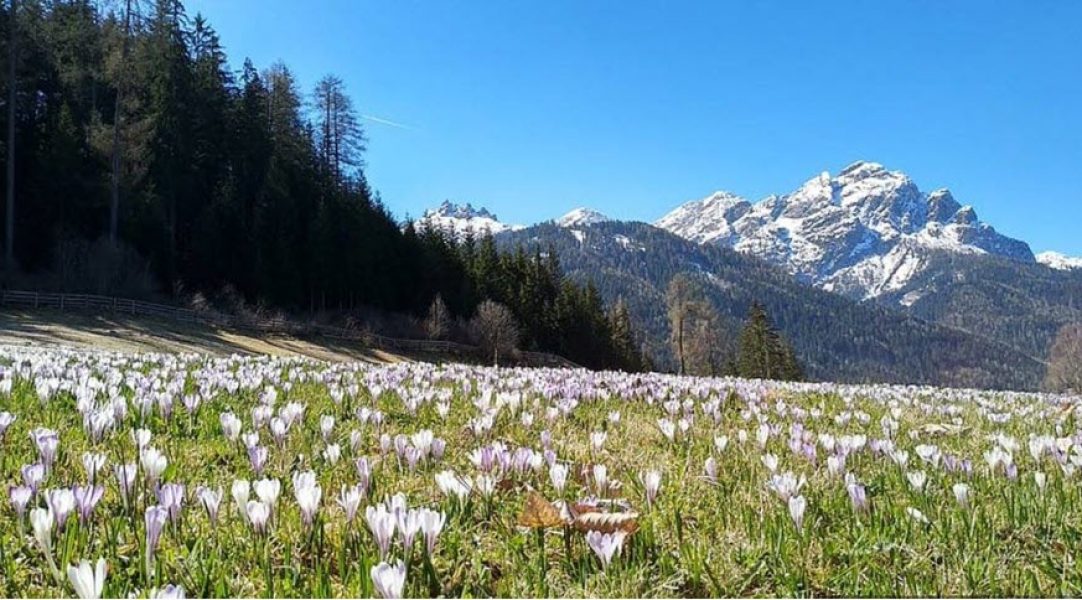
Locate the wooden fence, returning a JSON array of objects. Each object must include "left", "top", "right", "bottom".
[{"left": 0, "top": 289, "right": 580, "bottom": 368}]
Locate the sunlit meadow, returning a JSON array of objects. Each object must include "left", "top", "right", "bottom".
[{"left": 2, "top": 345, "right": 1082, "bottom": 598}]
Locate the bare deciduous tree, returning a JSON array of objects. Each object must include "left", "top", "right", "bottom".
[
  {"left": 470, "top": 300, "right": 519, "bottom": 367},
  {"left": 667, "top": 274, "right": 725, "bottom": 375},
  {"left": 424, "top": 294, "right": 451, "bottom": 340},
  {"left": 1045, "top": 323, "right": 1082, "bottom": 393}
]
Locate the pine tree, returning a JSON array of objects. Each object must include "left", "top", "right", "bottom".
[{"left": 736, "top": 302, "right": 803, "bottom": 381}]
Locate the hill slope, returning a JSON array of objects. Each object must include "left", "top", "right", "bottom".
[{"left": 501, "top": 221, "right": 1045, "bottom": 390}]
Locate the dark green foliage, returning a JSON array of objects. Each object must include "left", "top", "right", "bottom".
[
  {"left": 0, "top": 1, "right": 640, "bottom": 371},
  {"left": 735, "top": 302, "right": 803, "bottom": 381}
]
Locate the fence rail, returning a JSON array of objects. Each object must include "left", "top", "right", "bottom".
[{"left": 0, "top": 289, "right": 580, "bottom": 368}]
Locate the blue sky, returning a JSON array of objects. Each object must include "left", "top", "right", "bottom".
[{"left": 186, "top": 0, "right": 1082, "bottom": 255}]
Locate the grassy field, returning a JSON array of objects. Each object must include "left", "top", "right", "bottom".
[{"left": 1, "top": 345, "right": 1081, "bottom": 598}]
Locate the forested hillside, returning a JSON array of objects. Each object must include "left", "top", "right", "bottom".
[
  {"left": 501, "top": 221, "right": 1047, "bottom": 390},
  {"left": 0, "top": 0, "right": 642, "bottom": 370}
]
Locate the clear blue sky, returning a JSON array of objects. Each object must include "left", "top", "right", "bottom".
[{"left": 187, "top": 0, "right": 1082, "bottom": 255}]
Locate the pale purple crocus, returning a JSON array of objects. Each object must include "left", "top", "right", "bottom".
[
  {"left": 370, "top": 560, "right": 406, "bottom": 599},
  {"left": 585, "top": 530, "right": 627, "bottom": 570},
  {"left": 196, "top": 486, "right": 223, "bottom": 524},
  {"left": 355, "top": 457, "right": 372, "bottom": 493},
  {"left": 365, "top": 504, "right": 397, "bottom": 558},
  {"left": 847, "top": 482, "right": 868, "bottom": 513},
  {"left": 788, "top": 495, "right": 807, "bottom": 531},
  {"left": 248, "top": 446, "right": 268, "bottom": 476},
  {"left": 73, "top": 485, "right": 104, "bottom": 524},
  {"left": 22, "top": 463, "right": 45, "bottom": 492},
  {"left": 158, "top": 483, "right": 186, "bottom": 524},
  {"left": 337, "top": 485, "right": 363, "bottom": 523},
  {"left": 145, "top": 505, "right": 169, "bottom": 557},
  {"left": 246, "top": 500, "right": 271, "bottom": 534},
  {"left": 31, "top": 428, "right": 60, "bottom": 469},
  {"left": 46, "top": 488, "right": 75, "bottom": 531},
  {"left": 9, "top": 485, "right": 32, "bottom": 519},
  {"left": 82, "top": 452, "right": 107, "bottom": 484},
  {"left": 418, "top": 508, "right": 445, "bottom": 555},
  {"left": 115, "top": 464, "right": 137, "bottom": 507}
]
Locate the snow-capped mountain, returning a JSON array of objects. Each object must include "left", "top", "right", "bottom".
[
  {"left": 657, "top": 161, "right": 1036, "bottom": 300},
  {"left": 555, "top": 207, "right": 611, "bottom": 228},
  {"left": 416, "top": 201, "right": 523, "bottom": 239},
  {"left": 1036, "top": 251, "right": 1082, "bottom": 271}
]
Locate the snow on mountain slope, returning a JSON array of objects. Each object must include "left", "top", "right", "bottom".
[
  {"left": 555, "top": 207, "right": 611, "bottom": 228},
  {"left": 654, "top": 191, "right": 751, "bottom": 245},
  {"left": 656, "top": 161, "right": 1036, "bottom": 300},
  {"left": 1036, "top": 251, "right": 1082, "bottom": 271},
  {"left": 416, "top": 201, "right": 523, "bottom": 239}
]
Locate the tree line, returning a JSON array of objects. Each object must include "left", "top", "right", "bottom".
[
  {"left": 0, "top": 0, "right": 809, "bottom": 380},
  {"left": 0, "top": 0, "right": 653, "bottom": 371}
]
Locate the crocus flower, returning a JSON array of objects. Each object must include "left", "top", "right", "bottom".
[
  {"left": 22, "top": 463, "right": 45, "bottom": 492},
  {"left": 906, "top": 506, "right": 930, "bottom": 525},
  {"left": 585, "top": 530, "right": 627, "bottom": 570},
  {"left": 31, "top": 507, "right": 53, "bottom": 551},
  {"left": 418, "top": 508, "right": 445, "bottom": 554},
  {"left": 145, "top": 505, "right": 169, "bottom": 555},
  {"left": 1034, "top": 471, "right": 1048, "bottom": 492},
  {"left": 355, "top": 457, "right": 372, "bottom": 493},
  {"left": 82, "top": 452, "right": 107, "bottom": 484},
  {"left": 641, "top": 470, "right": 662, "bottom": 508},
  {"left": 592, "top": 464, "right": 608, "bottom": 495},
  {"left": 788, "top": 495, "right": 807, "bottom": 531},
  {"left": 370, "top": 560, "right": 406, "bottom": 599},
  {"left": 703, "top": 457, "right": 718, "bottom": 483},
  {"left": 141, "top": 447, "right": 168, "bottom": 484},
  {"left": 9, "top": 485, "right": 32, "bottom": 519},
  {"left": 323, "top": 443, "right": 341, "bottom": 465},
  {"left": 434, "top": 470, "right": 472, "bottom": 502},
  {"left": 0, "top": 411, "right": 15, "bottom": 438},
  {"left": 151, "top": 584, "right": 186, "bottom": 599},
  {"left": 397, "top": 508, "right": 421, "bottom": 550},
  {"left": 158, "top": 483, "right": 185, "bottom": 524},
  {"left": 219, "top": 412, "right": 241, "bottom": 441},
  {"left": 248, "top": 446, "right": 268, "bottom": 475},
  {"left": 246, "top": 501, "right": 271, "bottom": 534},
  {"left": 293, "top": 471, "right": 321, "bottom": 527},
  {"left": 254, "top": 478, "right": 281, "bottom": 512},
  {"left": 952, "top": 483, "right": 970, "bottom": 509},
  {"left": 906, "top": 471, "right": 927, "bottom": 492},
  {"left": 31, "top": 428, "right": 60, "bottom": 468},
  {"left": 549, "top": 463, "right": 569, "bottom": 493},
  {"left": 46, "top": 488, "right": 75, "bottom": 531},
  {"left": 337, "top": 485, "right": 363, "bottom": 523},
  {"left": 846, "top": 481, "right": 868, "bottom": 513},
  {"left": 365, "top": 504, "right": 397, "bottom": 558},
  {"left": 196, "top": 486, "right": 223, "bottom": 524},
  {"left": 67, "top": 558, "right": 106, "bottom": 599},
  {"left": 115, "top": 464, "right": 137, "bottom": 507},
  {"left": 73, "top": 485, "right": 104, "bottom": 524}
]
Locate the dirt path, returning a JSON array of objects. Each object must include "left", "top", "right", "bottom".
[{"left": 0, "top": 309, "right": 406, "bottom": 363}]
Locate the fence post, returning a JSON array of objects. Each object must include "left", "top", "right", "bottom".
[{"left": 60, "top": 294, "right": 64, "bottom": 310}]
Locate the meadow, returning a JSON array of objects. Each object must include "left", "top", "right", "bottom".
[{"left": 1, "top": 345, "right": 1082, "bottom": 598}]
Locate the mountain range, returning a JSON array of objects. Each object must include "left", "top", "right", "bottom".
[{"left": 416, "top": 161, "right": 1082, "bottom": 390}]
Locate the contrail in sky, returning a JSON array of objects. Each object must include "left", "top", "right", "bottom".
[{"left": 361, "top": 114, "right": 417, "bottom": 131}]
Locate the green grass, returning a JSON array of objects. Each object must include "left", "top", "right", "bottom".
[{"left": 0, "top": 346, "right": 1081, "bottom": 597}]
